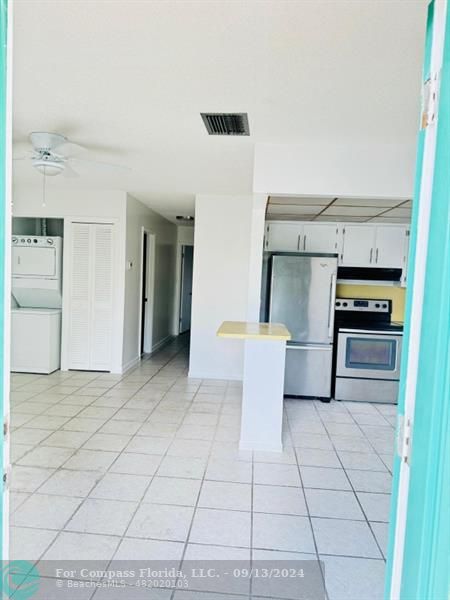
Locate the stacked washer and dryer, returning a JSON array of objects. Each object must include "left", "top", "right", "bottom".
[{"left": 11, "top": 236, "right": 63, "bottom": 374}]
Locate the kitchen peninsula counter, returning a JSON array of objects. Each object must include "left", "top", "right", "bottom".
[{"left": 217, "top": 321, "right": 291, "bottom": 452}]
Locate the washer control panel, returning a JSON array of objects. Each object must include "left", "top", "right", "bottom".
[{"left": 12, "top": 236, "right": 57, "bottom": 246}]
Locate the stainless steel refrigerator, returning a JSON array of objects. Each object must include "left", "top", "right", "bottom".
[{"left": 269, "top": 253, "right": 338, "bottom": 398}]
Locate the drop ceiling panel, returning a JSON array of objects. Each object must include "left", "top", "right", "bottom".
[
  {"left": 380, "top": 207, "right": 412, "bottom": 217},
  {"left": 333, "top": 197, "right": 405, "bottom": 207},
  {"left": 268, "top": 204, "right": 326, "bottom": 215},
  {"left": 270, "top": 214, "right": 315, "bottom": 221},
  {"left": 269, "top": 196, "right": 331, "bottom": 206},
  {"left": 322, "top": 205, "right": 382, "bottom": 217},
  {"left": 316, "top": 215, "right": 367, "bottom": 222}
]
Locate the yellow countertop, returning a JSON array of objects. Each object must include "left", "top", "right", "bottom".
[{"left": 217, "top": 321, "right": 291, "bottom": 341}]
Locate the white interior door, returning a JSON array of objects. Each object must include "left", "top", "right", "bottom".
[
  {"left": 68, "top": 222, "right": 113, "bottom": 371},
  {"left": 179, "top": 245, "right": 194, "bottom": 333}
]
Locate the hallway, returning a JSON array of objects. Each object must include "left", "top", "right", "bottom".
[{"left": 10, "top": 337, "right": 394, "bottom": 599}]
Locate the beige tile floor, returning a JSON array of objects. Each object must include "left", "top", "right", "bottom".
[{"left": 9, "top": 336, "right": 396, "bottom": 600}]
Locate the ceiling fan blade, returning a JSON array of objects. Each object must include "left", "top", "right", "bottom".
[
  {"left": 53, "top": 140, "right": 86, "bottom": 158},
  {"left": 62, "top": 162, "right": 79, "bottom": 178},
  {"left": 69, "top": 157, "right": 131, "bottom": 173}
]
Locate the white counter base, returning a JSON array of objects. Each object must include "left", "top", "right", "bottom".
[{"left": 239, "top": 338, "right": 286, "bottom": 453}]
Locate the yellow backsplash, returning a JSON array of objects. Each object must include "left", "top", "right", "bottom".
[{"left": 336, "top": 284, "right": 406, "bottom": 322}]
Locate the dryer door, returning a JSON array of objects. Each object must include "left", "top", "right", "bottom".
[{"left": 12, "top": 246, "right": 56, "bottom": 277}]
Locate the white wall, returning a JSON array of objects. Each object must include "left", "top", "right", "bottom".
[
  {"left": 177, "top": 225, "right": 194, "bottom": 246},
  {"left": 253, "top": 141, "right": 416, "bottom": 199},
  {"left": 123, "top": 195, "right": 177, "bottom": 370},
  {"left": 189, "top": 194, "right": 267, "bottom": 380}
]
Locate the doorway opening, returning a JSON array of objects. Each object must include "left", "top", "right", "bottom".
[
  {"left": 179, "top": 244, "right": 193, "bottom": 333},
  {"left": 139, "top": 230, "right": 155, "bottom": 356}
]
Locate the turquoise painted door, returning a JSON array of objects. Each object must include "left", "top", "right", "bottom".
[
  {"left": 0, "top": 0, "right": 8, "bottom": 561},
  {"left": 385, "top": 1, "right": 450, "bottom": 598}
]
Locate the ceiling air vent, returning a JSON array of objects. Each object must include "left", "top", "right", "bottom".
[{"left": 201, "top": 113, "right": 250, "bottom": 136}]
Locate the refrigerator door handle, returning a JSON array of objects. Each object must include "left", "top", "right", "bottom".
[{"left": 327, "top": 273, "right": 337, "bottom": 338}]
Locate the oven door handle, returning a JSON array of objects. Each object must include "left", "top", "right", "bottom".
[{"left": 327, "top": 273, "right": 337, "bottom": 339}]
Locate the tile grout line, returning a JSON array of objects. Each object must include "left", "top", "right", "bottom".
[{"left": 313, "top": 401, "right": 388, "bottom": 562}]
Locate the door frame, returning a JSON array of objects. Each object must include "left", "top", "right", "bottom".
[
  {"left": 138, "top": 228, "right": 155, "bottom": 355},
  {"left": 178, "top": 244, "right": 194, "bottom": 334},
  {"left": 1, "top": 0, "right": 12, "bottom": 560},
  {"left": 174, "top": 240, "right": 194, "bottom": 334},
  {"left": 386, "top": 1, "right": 449, "bottom": 597}
]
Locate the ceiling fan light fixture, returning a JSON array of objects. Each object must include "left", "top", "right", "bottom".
[{"left": 32, "top": 158, "right": 65, "bottom": 176}]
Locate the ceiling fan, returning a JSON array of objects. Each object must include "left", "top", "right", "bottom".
[{"left": 14, "top": 131, "right": 129, "bottom": 178}]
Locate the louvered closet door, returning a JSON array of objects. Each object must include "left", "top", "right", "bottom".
[
  {"left": 90, "top": 224, "right": 113, "bottom": 370},
  {"left": 68, "top": 222, "right": 114, "bottom": 371},
  {"left": 68, "top": 223, "right": 91, "bottom": 369}
]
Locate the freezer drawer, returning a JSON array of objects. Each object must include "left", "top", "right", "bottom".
[{"left": 284, "top": 344, "right": 333, "bottom": 398}]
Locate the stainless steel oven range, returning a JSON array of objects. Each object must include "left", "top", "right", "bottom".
[{"left": 334, "top": 298, "right": 403, "bottom": 404}]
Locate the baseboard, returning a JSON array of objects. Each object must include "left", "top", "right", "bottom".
[
  {"left": 150, "top": 334, "right": 175, "bottom": 355},
  {"left": 188, "top": 369, "right": 243, "bottom": 381},
  {"left": 121, "top": 355, "right": 141, "bottom": 374}
]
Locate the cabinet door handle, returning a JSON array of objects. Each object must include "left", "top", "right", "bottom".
[
  {"left": 303, "top": 235, "right": 306, "bottom": 251},
  {"left": 297, "top": 235, "right": 301, "bottom": 251},
  {"left": 375, "top": 248, "right": 379, "bottom": 263},
  {"left": 369, "top": 248, "right": 373, "bottom": 263}
]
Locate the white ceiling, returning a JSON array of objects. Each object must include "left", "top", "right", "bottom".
[
  {"left": 12, "top": 1, "right": 427, "bottom": 222},
  {"left": 267, "top": 196, "right": 412, "bottom": 223}
]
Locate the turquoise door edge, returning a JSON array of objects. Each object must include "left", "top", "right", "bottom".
[
  {"left": 385, "top": 1, "right": 450, "bottom": 598},
  {"left": 0, "top": 0, "right": 7, "bottom": 560}
]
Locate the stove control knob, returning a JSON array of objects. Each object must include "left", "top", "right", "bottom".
[
  {"left": 26, "top": 238, "right": 31, "bottom": 243},
  {"left": 12, "top": 237, "right": 17, "bottom": 243},
  {"left": 335, "top": 301, "right": 341, "bottom": 307},
  {"left": 383, "top": 303, "right": 388, "bottom": 308},
  {"left": 375, "top": 303, "right": 380, "bottom": 308},
  {"left": 47, "top": 238, "right": 54, "bottom": 245},
  {"left": 343, "top": 302, "right": 348, "bottom": 307}
]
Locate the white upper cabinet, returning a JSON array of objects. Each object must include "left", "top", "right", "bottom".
[
  {"left": 373, "top": 225, "right": 408, "bottom": 268},
  {"left": 265, "top": 222, "right": 303, "bottom": 252},
  {"left": 265, "top": 221, "right": 409, "bottom": 278},
  {"left": 340, "top": 225, "right": 376, "bottom": 266},
  {"left": 303, "top": 223, "right": 340, "bottom": 254}
]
